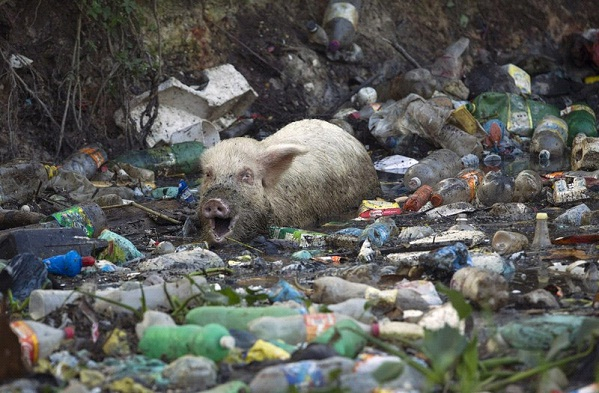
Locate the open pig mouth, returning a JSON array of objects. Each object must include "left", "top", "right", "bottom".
[{"left": 209, "top": 215, "right": 238, "bottom": 242}]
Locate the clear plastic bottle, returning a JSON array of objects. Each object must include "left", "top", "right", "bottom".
[
  {"left": 475, "top": 170, "right": 515, "bottom": 206},
  {"left": 359, "top": 216, "right": 398, "bottom": 247},
  {"left": 305, "top": 20, "right": 329, "bottom": 47},
  {"left": 138, "top": 323, "right": 235, "bottom": 362},
  {"left": 323, "top": 0, "right": 362, "bottom": 53},
  {"left": 10, "top": 320, "right": 75, "bottom": 366},
  {"left": 529, "top": 115, "right": 568, "bottom": 169},
  {"left": 247, "top": 313, "right": 372, "bottom": 345},
  {"left": 531, "top": 212, "right": 552, "bottom": 249},
  {"left": 448, "top": 213, "right": 476, "bottom": 231},
  {"left": 430, "top": 37, "right": 470, "bottom": 79},
  {"left": 403, "top": 149, "right": 462, "bottom": 190},
  {"left": 42, "top": 250, "right": 95, "bottom": 277},
  {"left": 249, "top": 356, "right": 356, "bottom": 393},
  {"left": 435, "top": 123, "right": 483, "bottom": 157},
  {"left": 491, "top": 230, "right": 529, "bottom": 255},
  {"left": 430, "top": 177, "right": 471, "bottom": 207},
  {"left": 513, "top": 169, "right": 543, "bottom": 202},
  {"left": 60, "top": 143, "right": 108, "bottom": 179}
]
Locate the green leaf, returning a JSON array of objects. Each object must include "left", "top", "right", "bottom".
[
  {"left": 421, "top": 325, "right": 468, "bottom": 380},
  {"left": 436, "top": 283, "right": 473, "bottom": 320},
  {"left": 456, "top": 336, "right": 480, "bottom": 391}
]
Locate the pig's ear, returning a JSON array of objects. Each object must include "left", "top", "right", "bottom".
[{"left": 258, "top": 144, "right": 308, "bottom": 188}]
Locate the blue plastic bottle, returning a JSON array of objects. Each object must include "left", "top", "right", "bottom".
[{"left": 43, "top": 250, "right": 95, "bottom": 277}]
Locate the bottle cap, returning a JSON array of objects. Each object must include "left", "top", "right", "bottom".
[
  {"left": 430, "top": 193, "right": 443, "bottom": 207},
  {"left": 536, "top": 212, "right": 548, "bottom": 220},
  {"left": 370, "top": 322, "right": 380, "bottom": 337},
  {"left": 81, "top": 256, "right": 96, "bottom": 267},
  {"left": 408, "top": 177, "right": 422, "bottom": 189},
  {"left": 219, "top": 335, "right": 236, "bottom": 350},
  {"left": 328, "top": 40, "right": 341, "bottom": 53},
  {"left": 64, "top": 326, "right": 76, "bottom": 339},
  {"left": 305, "top": 20, "right": 318, "bottom": 33}
]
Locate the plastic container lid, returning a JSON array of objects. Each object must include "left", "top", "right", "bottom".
[{"left": 81, "top": 256, "right": 96, "bottom": 267}]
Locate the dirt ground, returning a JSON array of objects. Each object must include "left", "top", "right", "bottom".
[{"left": 2, "top": 0, "right": 599, "bottom": 391}]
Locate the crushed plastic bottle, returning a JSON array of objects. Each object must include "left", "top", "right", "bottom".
[
  {"left": 42, "top": 250, "right": 95, "bottom": 277},
  {"left": 359, "top": 216, "right": 398, "bottom": 247},
  {"left": 404, "top": 149, "right": 463, "bottom": 190},
  {"left": 10, "top": 320, "right": 75, "bottom": 366}
]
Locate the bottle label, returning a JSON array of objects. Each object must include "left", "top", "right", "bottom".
[
  {"left": 10, "top": 321, "right": 38, "bottom": 366},
  {"left": 365, "top": 287, "right": 398, "bottom": 305},
  {"left": 282, "top": 361, "right": 326, "bottom": 390},
  {"left": 323, "top": 3, "right": 359, "bottom": 27},
  {"left": 304, "top": 313, "right": 336, "bottom": 341},
  {"left": 79, "top": 146, "right": 108, "bottom": 168}
]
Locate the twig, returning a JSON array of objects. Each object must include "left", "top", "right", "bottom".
[
  {"left": 381, "top": 37, "right": 422, "bottom": 69},
  {"left": 102, "top": 201, "right": 182, "bottom": 225},
  {"left": 215, "top": 24, "right": 283, "bottom": 76}
]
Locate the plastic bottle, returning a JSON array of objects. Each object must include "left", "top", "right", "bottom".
[
  {"left": 311, "top": 318, "right": 367, "bottom": 358},
  {"left": 185, "top": 305, "right": 301, "bottom": 330},
  {"left": 457, "top": 167, "right": 484, "bottom": 200},
  {"left": 403, "top": 148, "right": 462, "bottom": 190},
  {"left": 305, "top": 20, "right": 329, "bottom": 47},
  {"left": 492, "top": 230, "right": 529, "bottom": 255},
  {"left": 358, "top": 216, "right": 397, "bottom": 247},
  {"left": 138, "top": 323, "right": 235, "bottom": 362},
  {"left": 10, "top": 320, "right": 75, "bottom": 366},
  {"left": 41, "top": 201, "right": 108, "bottom": 238},
  {"left": 561, "top": 103, "right": 597, "bottom": 145},
  {"left": 435, "top": 123, "right": 483, "bottom": 157},
  {"left": 531, "top": 212, "right": 552, "bottom": 250},
  {"left": 247, "top": 313, "right": 372, "bottom": 345},
  {"left": 60, "top": 143, "right": 108, "bottom": 179},
  {"left": 529, "top": 115, "right": 568, "bottom": 168},
  {"left": 513, "top": 169, "right": 543, "bottom": 202},
  {"left": 348, "top": 102, "right": 382, "bottom": 121},
  {"left": 430, "top": 37, "right": 470, "bottom": 79},
  {"left": 43, "top": 250, "right": 95, "bottom": 277},
  {"left": 177, "top": 179, "right": 197, "bottom": 204},
  {"left": 475, "top": 170, "right": 515, "bottom": 206},
  {"left": 249, "top": 356, "right": 356, "bottom": 393},
  {"left": 322, "top": 0, "right": 362, "bottom": 53},
  {"left": 0, "top": 161, "right": 57, "bottom": 206},
  {"left": 403, "top": 184, "right": 433, "bottom": 211},
  {"left": 430, "top": 177, "right": 471, "bottom": 207},
  {"left": 109, "top": 141, "right": 205, "bottom": 174},
  {"left": 310, "top": 276, "right": 373, "bottom": 304},
  {"left": 448, "top": 213, "right": 475, "bottom": 231},
  {"left": 450, "top": 266, "right": 509, "bottom": 311},
  {"left": 97, "top": 228, "right": 145, "bottom": 263}
]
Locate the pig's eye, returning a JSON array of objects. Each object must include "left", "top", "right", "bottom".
[{"left": 239, "top": 168, "right": 254, "bottom": 185}]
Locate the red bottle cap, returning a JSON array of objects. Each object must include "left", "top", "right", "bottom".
[
  {"left": 370, "top": 322, "right": 379, "bottom": 337},
  {"left": 64, "top": 326, "right": 75, "bottom": 339},
  {"left": 81, "top": 256, "right": 96, "bottom": 267}
]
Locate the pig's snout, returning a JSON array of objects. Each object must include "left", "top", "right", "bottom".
[
  {"left": 200, "top": 198, "right": 237, "bottom": 243},
  {"left": 202, "top": 198, "right": 230, "bottom": 219}
]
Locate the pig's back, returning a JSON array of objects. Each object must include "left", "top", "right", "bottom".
[{"left": 265, "top": 119, "right": 380, "bottom": 226}]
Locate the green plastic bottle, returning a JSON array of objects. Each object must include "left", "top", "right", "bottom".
[
  {"left": 311, "top": 318, "right": 368, "bottom": 358},
  {"left": 561, "top": 104, "right": 597, "bottom": 145},
  {"left": 185, "top": 305, "right": 300, "bottom": 330},
  {"left": 110, "top": 141, "right": 205, "bottom": 174},
  {"left": 138, "top": 323, "right": 234, "bottom": 362}
]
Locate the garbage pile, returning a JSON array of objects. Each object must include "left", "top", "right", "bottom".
[{"left": 2, "top": 8, "right": 599, "bottom": 393}]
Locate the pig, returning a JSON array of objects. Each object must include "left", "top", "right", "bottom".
[{"left": 197, "top": 119, "right": 381, "bottom": 244}]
